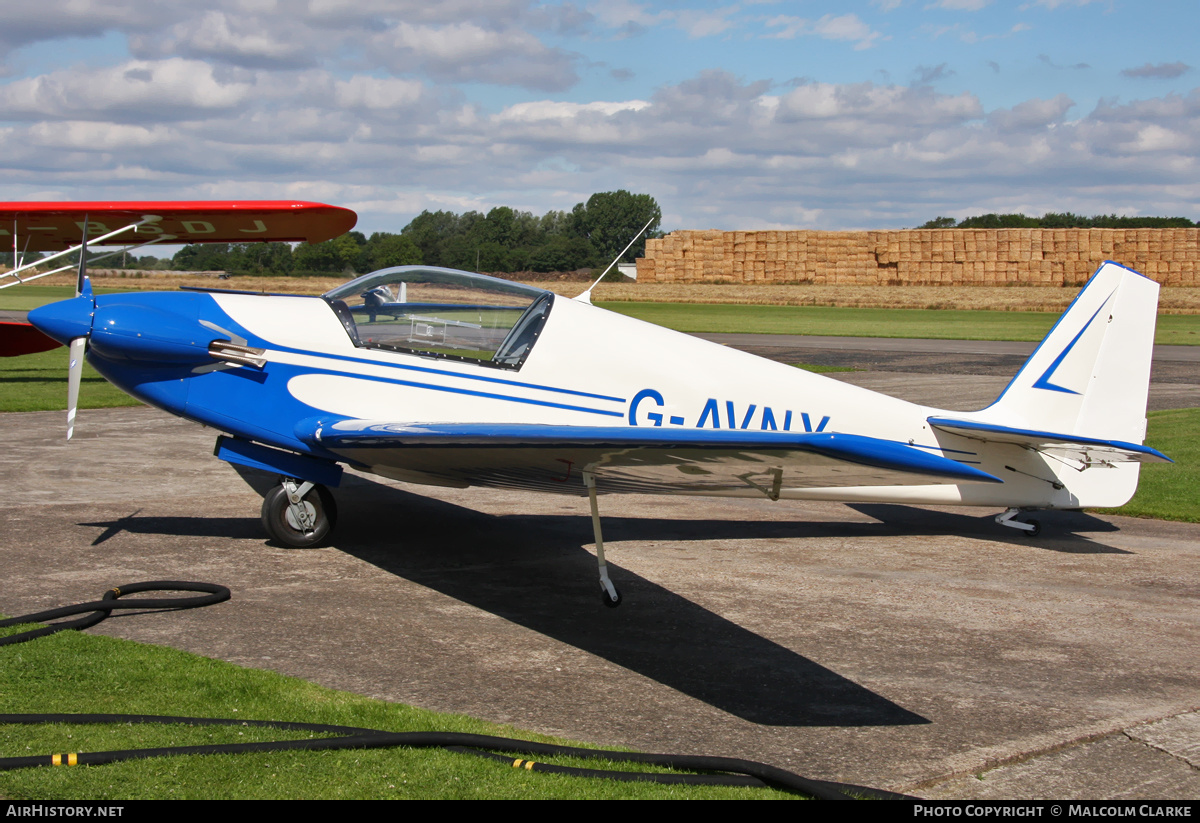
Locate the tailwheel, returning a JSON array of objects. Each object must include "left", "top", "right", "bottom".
[
  {"left": 995, "top": 507, "right": 1041, "bottom": 538},
  {"left": 261, "top": 479, "right": 337, "bottom": 548}
]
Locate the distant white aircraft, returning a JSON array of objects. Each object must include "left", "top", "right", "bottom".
[{"left": 7, "top": 202, "right": 1170, "bottom": 605}]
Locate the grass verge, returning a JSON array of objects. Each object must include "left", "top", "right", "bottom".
[
  {"left": 0, "top": 285, "right": 121, "bottom": 313},
  {"left": 0, "top": 628, "right": 798, "bottom": 800},
  {"left": 1096, "top": 408, "right": 1200, "bottom": 523},
  {"left": 0, "top": 348, "right": 139, "bottom": 412},
  {"left": 597, "top": 301, "right": 1200, "bottom": 346},
  {"left": 794, "top": 363, "right": 860, "bottom": 374}
]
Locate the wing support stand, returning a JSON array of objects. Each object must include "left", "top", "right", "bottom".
[
  {"left": 995, "top": 507, "right": 1041, "bottom": 537},
  {"left": 583, "top": 470, "right": 622, "bottom": 608}
]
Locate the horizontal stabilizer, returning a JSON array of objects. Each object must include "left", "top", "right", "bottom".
[{"left": 928, "top": 417, "right": 1172, "bottom": 465}]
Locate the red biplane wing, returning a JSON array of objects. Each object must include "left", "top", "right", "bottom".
[
  {"left": 0, "top": 200, "right": 358, "bottom": 354},
  {"left": 0, "top": 200, "right": 357, "bottom": 252},
  {"left": 0, "top": 320, "right": 58, "bottom": 357}
]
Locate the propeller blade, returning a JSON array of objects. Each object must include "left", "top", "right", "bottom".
[{"left": 67, "top": 337, "right": 85, "bottom": 440}]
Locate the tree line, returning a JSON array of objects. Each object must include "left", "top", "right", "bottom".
[{"left": 919, "top": 213, "right": 1197, "bottom": 229}]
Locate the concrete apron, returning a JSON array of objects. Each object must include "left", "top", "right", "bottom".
[{"left": 3, "top": 406, "right": 1198, "bottom": 799}]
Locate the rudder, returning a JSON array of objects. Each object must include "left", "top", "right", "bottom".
[{"left": 977, "top": 261, "right": 1159, "bottom": 445}]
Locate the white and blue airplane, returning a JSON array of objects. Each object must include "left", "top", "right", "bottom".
[{"left": 8, "top": 202, "right": 1171, "bottom": 605}]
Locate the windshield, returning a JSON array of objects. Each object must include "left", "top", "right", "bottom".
[{"left": 323, "top": 266, "right": 553, "bottom": 369}]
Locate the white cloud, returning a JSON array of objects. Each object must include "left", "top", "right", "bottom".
[
  {"left": 0, "top": 59, "right": 254, "bottom": 121},
  {"left": 927, "top": 0, "right": 991, "bottom": 10},
  {"left": 586, "top": 0, "right": 664, "bottom": 35},
  {"left": 590, "top": 1, "right": 741, "bottom": 39},
  {"left": 333, "top": 76, "right": 427, "bottom": 110},
  {"left": 305, "top": 0, "right": 533, "bottom": 25},
  {"left": 1, "top": 7, "right": 1197, "bottom": 234},
  {"left": 131, "top": 10, "right": 318, "bottom": 68},
  {"left": 495, "top": 99, "right": 650, "bottom": 122},
  {"left": 369, "top": 21, "right": 580, "bottom": 90},
  {"left": 987, "top": 94, "right": 1074, "bottom": 132},
  {"left": 27, "top": 121, "right": 174, "bottom": 151},
  {"left": 1128, "top": 124, "right": 1190, "bottom": 153},
  {"left": 765, "top": 13, "right": 885, "bottom": 50},
  {"left": 763, "top": 16, "right": 808, "bottom": 40},
  {"left": 1122, "top": 62, "right": 1191, "bottom": 80},
  {"left": 672, "top": 7, "right": 739, "bottom": 38},
  {"left": 0, "top": 2, "right": 181, "bottom": 57},
  {"left": 1023, "top": 0, "right": 1102, "bottom": 8},
  {"left": 775, "top": 81, "right": 982, "bottom": 128}
]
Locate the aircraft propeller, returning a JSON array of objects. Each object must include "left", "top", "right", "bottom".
[
  {"left": 26, "top": 223, "right": 97, "bottom": 439},
  {"left": 67, "top": 222, "right": 89, "bottom": 439}
]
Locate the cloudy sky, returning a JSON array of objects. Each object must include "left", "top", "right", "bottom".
[{"left": 1, "top": 1, "right": 1196, "bottom": 235}]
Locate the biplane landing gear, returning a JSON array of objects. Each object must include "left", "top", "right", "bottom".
[
  {"left": 261, "top": 478, "right": 338, "bottom": 549},
  {"left": 995, "top": 507, "right": 1041, "bottom": 538}
]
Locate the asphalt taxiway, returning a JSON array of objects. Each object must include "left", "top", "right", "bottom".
[{"left": 1, "top": 337, "right": 1197, "bottom": 799}]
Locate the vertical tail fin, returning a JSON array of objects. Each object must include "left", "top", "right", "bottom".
[{"left": 978, "top": 261, "right": 1159, "bottom": 445}]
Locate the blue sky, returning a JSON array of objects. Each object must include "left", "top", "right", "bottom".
[{"left": 0, "top": 1, "right": 1196, "bottom": 236}]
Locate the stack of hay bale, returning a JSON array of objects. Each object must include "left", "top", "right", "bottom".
[{"left": 636, "top": 228, "right": 1199, "bottom": 286}]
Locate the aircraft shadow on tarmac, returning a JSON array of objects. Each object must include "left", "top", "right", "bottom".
[
  {"left": 80, "top": 504, "right": 926, "bottom": 727},
  {"left": 846, "top": 504, "right": 1131, "bottom": 555},
  {"left": 79, "top": 512, "right": 265, "bottom": 545},
  {"left": 317, "top": 489, "right": 926, "bottom": 728},
  {"left": 73, "top": 474, "right": 1130, "bottom": 726},
  {"left": 79, "top": 490, "right": 1130, "bottom": 558}
]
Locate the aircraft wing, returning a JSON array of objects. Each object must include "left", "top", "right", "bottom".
[
  {"left": 0, "top": 320, "right": 59, "bottom": 357},
  {"left": 927, "top": 417, "right": 1172, "bottom": 466},
  {"left": 0, "top": 200, "right": 357, "bottom": 251},
  {"left": 300, "top": 420, "right": 1002, "bottom": 495}
]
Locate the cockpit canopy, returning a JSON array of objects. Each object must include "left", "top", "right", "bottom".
[{"left": 323, "top": 266, "right": 554, "bottom": 370}]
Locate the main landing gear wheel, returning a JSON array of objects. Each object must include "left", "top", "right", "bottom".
[
  {"left": 1020, "top": 519, "right": 1042, "bottom": 538},
  {"left": 261, "top": 480, "right": 337, "bottom": 548},
  {"left": 601, "top": 586, "right": 622, "bottom": 608}
]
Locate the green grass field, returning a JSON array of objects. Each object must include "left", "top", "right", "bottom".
[
  {"left": 0, "top": 348, "right": 136, "bottom": 412},
  {"left": 0, "top": 627, "right": 799, "bottom": 800},
  {"left": 1098, "top": 408, "right": 1200, "bottom": 523},
  {"left": 597, "top": 301, "right": 1200, "bottom": 346},
  {"left": 0, "top": 285, "right": 120, "bottom": 312}
]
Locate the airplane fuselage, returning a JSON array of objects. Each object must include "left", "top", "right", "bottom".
[{"left": 61, "top": 284, "right": 1117, "bottom": 510}]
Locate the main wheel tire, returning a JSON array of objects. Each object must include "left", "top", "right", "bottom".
[
  {"left": 261, "top": 484, "right": 338, "bottom": 548},
  {"left": 1022, "top": 519, "right": 1041, "bottom": 538}
]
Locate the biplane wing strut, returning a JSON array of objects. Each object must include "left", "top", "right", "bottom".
[{"left": 2, "top": 215, "right": 174, "bottom": 289}]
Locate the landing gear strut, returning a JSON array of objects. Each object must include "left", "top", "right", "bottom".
[
  {"left": 583, "top": 471, "right": 621, "bottom": 607},
  {"left": 995, "top": 507, "right": 1041, "bottom": 537},
  {"left": 261, "top": 478, "right": 338, "bottom": 548}
]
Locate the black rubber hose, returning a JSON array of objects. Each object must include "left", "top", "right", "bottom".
[
  {"left": 1, "top": 587, "right": 913, "bottom": 799},
  {"left": 0, "top": 582, "right": 230, "bottom": 646},
  {"left": 0, "top": 713, "right": 914, "bottom": 799}
]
